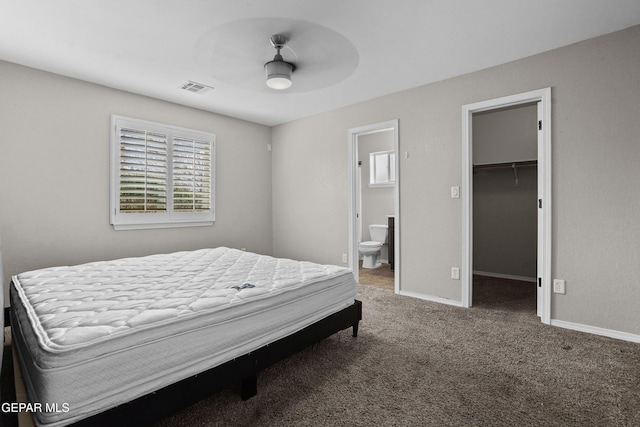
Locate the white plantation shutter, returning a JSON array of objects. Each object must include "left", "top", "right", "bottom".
[
  {"left": 172, "top": 136, "right": 212, "bottom": 212},
  {"left": 110, "top": 116, "right": 215, "bottom": 230},
  {"left": 119, "top": 128, "right": 168, "bottom": 213}
]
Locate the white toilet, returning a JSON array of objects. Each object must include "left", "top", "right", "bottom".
[{"left": 359, "top": 224, "right": 389, "bottom": 269}]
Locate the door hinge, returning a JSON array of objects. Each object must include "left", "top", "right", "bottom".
[
  {"left": 538, "top": 278, "right": 542, "bottom": 288},
  {"left": 538, "top": 120, "right": 542, "bottom": 130},
  {"left": 538, "top": 199, "right": 542, "bottom": 208}
]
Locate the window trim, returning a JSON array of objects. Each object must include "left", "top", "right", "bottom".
[{"left": 110, "top": 115, "right": 215, "bottom": 230}]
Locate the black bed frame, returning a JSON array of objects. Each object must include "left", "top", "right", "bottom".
[{"left": 1, "top": 300, "right": 362, "bottom": 426}]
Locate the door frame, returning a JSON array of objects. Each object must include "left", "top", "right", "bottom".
[
  {"left": 348, "top": 119, "right": 399, "bottom": 290},
  {"left": 462, "top": 88, "right": 552, "bottom": 324}
]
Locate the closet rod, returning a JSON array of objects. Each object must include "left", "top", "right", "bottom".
[{"left": 473, "top": 160, "right": 537, "bottom": 172}]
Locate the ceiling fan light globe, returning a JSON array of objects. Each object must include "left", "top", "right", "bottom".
[
  {"left": 266, "top": 76, "right": 292, "bottom": 90},
  {"left": 265, "top": 60, "right": 293, "bottom": 90}
]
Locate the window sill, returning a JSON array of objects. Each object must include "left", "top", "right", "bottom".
[
  {"left": 112, "top": 220, "right": 214, "bottom": 231},
  {"left": 368, "top": 183, "right": 395, "bottom": 188}
]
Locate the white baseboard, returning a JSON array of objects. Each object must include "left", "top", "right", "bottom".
[
  {"left": 551, "top": 319, "right": 640, "bottom": 344},
  {"left": 396, "top": 289, "right": 464, "bottom": 307},
  {"left": 357, "top": 256, "right": 388, "bottom": 264},
  {"left": 473, "top": 270, "right": 536, "bottom": 283},
  {"left": 396, "top": 287, "right": 640, "bottom": 343}
]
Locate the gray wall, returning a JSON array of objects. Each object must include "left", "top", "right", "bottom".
[
  {"left": 0, "top": 61, "right": 273, "bottom": 303},
  {"left": 473, "top": 167, "right": 538, "bottom": 279},
  {"left": 272, "top": 25, "right": 640, "bottom": 336},
  {"left": 2, "top": 25, "right": 639, "bottom": 338},
  {"left": 473, "top": 105, "right": 538, "bottom": 279},
  {"left": 473, "top": 104, "right": 538, "bottom": 164}
]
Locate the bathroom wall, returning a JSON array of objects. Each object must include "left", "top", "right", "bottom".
[
  {"left": 472, "top": 105, "right": 538, "bottom": 280},
  {"left": 358, "top": 130, "right": 395, "bottom": 262}
]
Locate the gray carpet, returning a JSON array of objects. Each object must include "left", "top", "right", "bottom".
[{"left": 155, "top": 282, "right": 640, "bottom": 426}]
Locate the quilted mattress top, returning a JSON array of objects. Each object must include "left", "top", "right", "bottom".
[{"left": 12, "top": 247, "right": 351, "bottom": 353}]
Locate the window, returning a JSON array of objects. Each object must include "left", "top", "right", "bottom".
[
  {"left": 369, "top": 150, "right": 395, "bottom": 187},
  {"left": 110, "top": 116, "right": 215, "bottom": 230}
]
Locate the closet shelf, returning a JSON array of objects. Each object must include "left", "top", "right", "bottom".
[
  {"left": 473, "top": 160, "right": 537, "bottom": 187},
  {"left": 473, "top": 160, "right": 537, "bottom": 172}
]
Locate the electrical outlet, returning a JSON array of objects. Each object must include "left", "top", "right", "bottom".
[
  {"left": 553, "top": 279, "right": 566, "bottom": 294},
  {"left": 451, "top": 267, "right": 460, "bottom": 280},
  {"left": 342, "top": 254, "right": 348, "bottom": 263}
]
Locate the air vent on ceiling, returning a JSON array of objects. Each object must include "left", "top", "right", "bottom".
[{"left": 180, "top": 81, "right": 214, "bottom": 94}]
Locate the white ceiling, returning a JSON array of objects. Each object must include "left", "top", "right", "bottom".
[{"left": 2, "top": 0, "right": 640, "bottom": 126}]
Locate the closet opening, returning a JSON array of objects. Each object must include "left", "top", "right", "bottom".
[
  {"left": 472, "top": 104, "right": 538, "bottom": 312},
  {"left": 462, "top": 88, "right": 552, "bottom": 324}
]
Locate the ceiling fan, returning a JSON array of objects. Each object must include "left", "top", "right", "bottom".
[
  {"left": 264, "top": 34, "right": 296, "bottom": 90},
  {"left": 193, "top": 18, "right": 357, "bottom": 94}
]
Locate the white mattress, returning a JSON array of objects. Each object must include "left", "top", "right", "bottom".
[{"left": 11, "top": 247, "right": 356, "bottom": 426}]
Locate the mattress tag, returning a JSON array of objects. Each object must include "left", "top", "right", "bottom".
[{"left": 230, "top": 283, "right": 255, "bottom": 290}]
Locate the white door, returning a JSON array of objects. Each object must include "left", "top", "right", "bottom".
[{"left": 536, "top": 101, "right": 544, "bottom": 317}]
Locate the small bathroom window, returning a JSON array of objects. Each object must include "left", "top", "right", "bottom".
[{"left": 369, "top": 150, "right": 395, "bottom": 187}]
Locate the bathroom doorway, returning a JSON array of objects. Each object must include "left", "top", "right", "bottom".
[{"left": 348, "top": 120, "right": 399, "bottom": 291}]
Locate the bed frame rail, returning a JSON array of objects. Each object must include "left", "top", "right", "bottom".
[{"left": 2, "top": 300, "right": 362, "bottom": 427}]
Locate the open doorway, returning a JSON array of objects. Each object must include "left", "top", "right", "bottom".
[
  {"left": 462, "top": 88, "right": 552, "bottom": 324},
  {"left": 348, "top": 120, "right": 399, "bottom": 292},
  {"left": 472, "top": 103, "right": 538, "bottom": 312}
]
